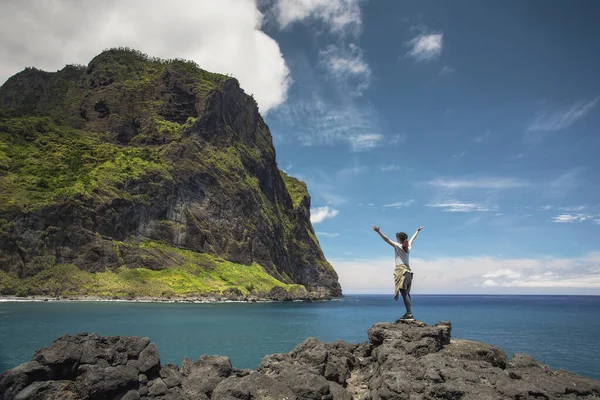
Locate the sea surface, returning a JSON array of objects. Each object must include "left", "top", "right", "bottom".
[{"left": 1, "top": 295, "right": 599, "bottom": 380}]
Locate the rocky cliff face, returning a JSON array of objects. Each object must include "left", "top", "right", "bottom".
[
  {"left": 0, "top": 48, "right": 341, "bottom": 299},
  {"left": 1, "top": 321, "right": 598, "bottom": 399}
]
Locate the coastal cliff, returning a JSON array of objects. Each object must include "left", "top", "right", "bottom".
[
  {"left": 0, "top": 48, "right": 341, "bottom": 300},
  {"left": 1, "top": 320, "right": 598, "bottom": 399}
]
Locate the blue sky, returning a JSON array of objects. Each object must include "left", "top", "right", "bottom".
[
  {"left": 260, "top": 0, "right": 600, "bottom": 294},
  {"left": 1, "top": 0, "right": 598, "bottom": 294}
]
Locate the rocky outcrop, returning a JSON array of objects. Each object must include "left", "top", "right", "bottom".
[
  {"left": 2, "top": 321, "right": 598, "bottom": 400},
  {"left": 0, "top": 48, "right": 341, "bottom": 299}
]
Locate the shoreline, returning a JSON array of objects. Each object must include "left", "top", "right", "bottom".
[{"left": 0, "top": 295, "right": 339, "bottom": 304}]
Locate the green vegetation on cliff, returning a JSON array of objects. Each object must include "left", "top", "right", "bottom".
[
  {"left": 0, "top": 240, "right": 305, "bottom": 298},
  {"left": 0, "top": 48, "right": 342, "bottom": 299},
  {"left": 280, "top": 171, "right": 308, "bottom": 208},
  {"left": 0, "top": 116, "right": 171, "bottom": 212}
]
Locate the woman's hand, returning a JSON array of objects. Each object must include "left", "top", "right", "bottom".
[
  {"left": 417, "top": 226, "right": 423, "bottom": 231},
  {"left": 372, "top": 226, "right": 380, "bottom": 233}
]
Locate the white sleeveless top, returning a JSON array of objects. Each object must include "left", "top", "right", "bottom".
[{"left": 394, "top": 243, "right": 410, "bottom": 267}]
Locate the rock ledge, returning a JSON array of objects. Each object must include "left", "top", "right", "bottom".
[{"left": 1, "top": 320, "right": 598, "bottom": 400}]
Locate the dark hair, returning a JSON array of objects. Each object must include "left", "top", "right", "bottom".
[{"left": 396, "top": 232, "right": 408, "bottom": 241}]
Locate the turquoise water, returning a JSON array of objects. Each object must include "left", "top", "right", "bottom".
[{"left": 1, "top": 295, "right": 599, "bottom": 380}]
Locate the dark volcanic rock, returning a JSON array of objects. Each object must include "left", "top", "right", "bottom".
[{"left": 2, "top": 322, "right": 599, "bottom": 400}]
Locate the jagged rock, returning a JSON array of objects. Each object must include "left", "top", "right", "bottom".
[
  {"left": 2, "top": 322, "right": 599, "bottom": 400},
  {"left": 441, "top": 339, "right": 508, "bottom": 369},
  {"left": 211, "top": 372, "right": 296, "bottom": 400},
  {"left": 138, "top": 343, "right": 160, "bottom": 377},
  {"left": 160, "top": 364, "right": 182, "bottom": 388},
  {"left": 75, "top": 364, "right": 139, "bottom": 398},
  {"left": 0, "top": 362, "right": 51, "bottom": 400},
  {"left": 180, "top": 355, "right": 233, "bottom": 398},
  {"left": 13, "top": 380, "right": 79, "bottom": 400}
]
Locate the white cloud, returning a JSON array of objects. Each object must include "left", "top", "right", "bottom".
[
  {"left": 406, "top": 33, "right": 443, "bottom": 62},
  {"left": 347, "top": 133, "right": 384, "bottom": 152},
  {"left": 389, "top": 133, "right": 407, "bottom": 145},
  {"left": 482, "top": 269, "right": 522, "bottom": 279},
  {"left": 273, "top": 0, "right": 362, "bottom": 35},
  {"left": 473, "top": 130, "right": 490, "bottom": 143},
  {"left": 482, "top": 279, "right": 498, "bottom": 287},
  {"left": 382, "top": 200, "right": 415, "bottom": 208},
  {"left": 0, "top": 0, "right": 290, "bottom": 113},
  {"left": 552, "top": 213, "right": 594, "bottom": 223},
  {"left": 439, "top": 65, "right": 454, "bottom": 75},
  {"left": 548, "top": 168, "right": 586, "bottom": 193},
  {"left": 270, "top": 95, "right": 383, "bottom": 151},
  {"left": 311, "top": 206, "right": 339, "bottom": 223},
  {"left": 560, "top": 205, "right": 586, "bottom": 212},
  {"left": 380, "top": 164, "right": 400, "bottom": 172},
  {"left": 319, "top": 44, "right": 371, "bottom": 95},
  {"left": 541, "top": 205, "right": 553, "bottom": 211},
  {"left": 527, "top": 97, "right": 599, "bottom": 133},
  {"left": 426, "top": 177, "right": 528, "bottom": 190},
  {"left": 426, "top": 201, "right": 494, "bottom": 212},
  {"left": 333, "top": 252, "right": 600, "bottom": 294},
  {"left": 316, "top": 231, "right": 340, "bottom": 238}
]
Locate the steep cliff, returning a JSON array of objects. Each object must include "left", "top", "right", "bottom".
[{"left": 0, "top": 48, "right": 341, "bottom": 299}]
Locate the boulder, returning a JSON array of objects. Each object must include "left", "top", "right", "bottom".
[
  {"left": 211, "top": 372, "right": 296, "bottom": 400},
  {"left": 180, "top": 355, "right": 233, "bottom": 398}
]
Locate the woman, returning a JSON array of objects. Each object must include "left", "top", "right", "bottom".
[{"left": 372, "top": 225, "right": 423, "bottom": 321}]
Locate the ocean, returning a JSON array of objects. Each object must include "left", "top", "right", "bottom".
[{"left": 1, "top": 295, "right": 598, "bottom": 380}]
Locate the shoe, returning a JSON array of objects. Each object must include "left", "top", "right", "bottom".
[{"left": 399, "top": 313, "right": 414, "bottom": 321}]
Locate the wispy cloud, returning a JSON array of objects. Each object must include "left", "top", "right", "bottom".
[
  {"left": 273, "top": 0, "right": 362, "bottom": 35},
  {"left": 406, "top": 33, "right": 443, "bottom": 62},
  {"left": 426, "top": 177, "right": 528, "bottom": 190},
  {"left": 439, "top": 65, "right": 454, "bottom": 75},
  {"left": 552, "top": 213, "right": 594, "bottom": 223},
  {"left": 311, "top": 206, "right": 339, "bottom": 223},
  {"left": 319, "top": 43, "right": 371, "bottom": 95},
  {"left": 527, "top": 97, "right": 599, "bottom": 133},
  {"left": 560, "top": 205, "right": 586, "bottom": 212},
  {"left": 380, "top": 164, "right": 400, "bottom": 172},
  {"left": 383, "top": 199, "right": 415, "bottom": 208},
  {"left": 546, "top": 167, "right": 587, "bottom": 197},
  {"left": 316, "top": 231, "right": 340, "bottom": 238},
  {"left": 426, "top": 201, "right": 495, "bottom": 212},
  {"left": 473, "top": 130, "right": 491, "bottom": 143},
  {"left": 336, "top": 164, "right": 367, "bottom": 179},
  {"left": 389, "top": 133, "right": 407, "bottom": 145},
  {"left": 347, "top": 133, "right": 384, "bottom": 152},
  {"left": 269, "top": 94, "right": 383, "bottom": 151}
]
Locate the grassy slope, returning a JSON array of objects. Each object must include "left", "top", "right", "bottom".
[{"left": 0, "top": 241, "right": 305, "bottom": 298}]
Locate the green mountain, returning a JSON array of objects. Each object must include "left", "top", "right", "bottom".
[{"left": 0, "top": 48, "right": 342, "bottom": 300}]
